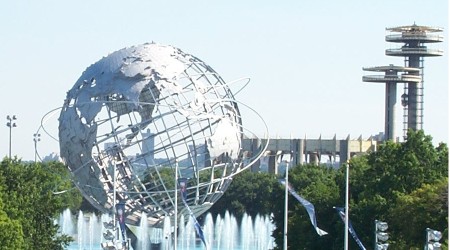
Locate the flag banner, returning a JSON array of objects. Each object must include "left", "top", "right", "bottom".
[
  {"left": 178, "top": 178, "right": 209, "bottom": 249},
  {"left": 279, "top": 179, "right": 328, "bottom": 236},
  {"left": 334, "top": 207, "right": 366, "bottom": 250},
  {"left": 179, "top": 177, "right": 188, "bottom": 201},
  {"left": 115, "top": 202, "right": 127, "bottom": 245}
]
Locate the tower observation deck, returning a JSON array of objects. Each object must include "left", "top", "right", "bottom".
[
  {"left": 385, "top": 24, "right": 443, "bottom": 137},
  {"left": 363, "top": 65, "right": 421, "bottom": 141}
]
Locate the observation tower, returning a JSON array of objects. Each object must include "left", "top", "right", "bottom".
[
  {"left": 385, "top": 24, "right": 443, "bottom": 136},
  {"left": 362, "top": 65, "right": 421, "bottom": 141}
]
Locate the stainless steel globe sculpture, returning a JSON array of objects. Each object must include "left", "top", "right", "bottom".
[{"left": 57, "top": 43, "right": 267, "bottom": 227}]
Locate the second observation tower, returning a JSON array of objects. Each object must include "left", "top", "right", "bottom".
[{"left": 385, "top": 24, "right": 443, "bottom": 135}]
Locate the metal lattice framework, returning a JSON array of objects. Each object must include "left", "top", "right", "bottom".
[{"left": 51, "top": 43, "right": 268, "bottom": 227}]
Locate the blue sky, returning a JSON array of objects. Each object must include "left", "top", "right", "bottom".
[{"left": 0, "top": 1, "right": 448, "bottom": 161}]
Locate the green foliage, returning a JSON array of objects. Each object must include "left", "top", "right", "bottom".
[
  {"left": 0, "top": 189, "right": 24, "bottom": 249},
  {"left": 272, "top": 163, "right": 341, "bottom": 250},
  {"left": 0, "top": 211, "right": 25, "bottom": 250},
  {"left": 0, "top": 158, "right": 81, "bottom": 249},
  {"left": 209, "top": 170, "right": 280, "bottom": 219},
  {"left": 346, "top": 130, "right": 448, "bottom": 249},
  {"left": 0, "top": 130, "right": 445, "bottom": 249},
  {"left": 388, "top": 178, "right": 448, "bottom": 249},
  {"left": 210, "top": 130, "right": 447, "bottom": 250}
]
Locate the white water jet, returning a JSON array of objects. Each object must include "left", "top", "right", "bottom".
[
  {"left": 149, "top": 225, "right": 163, "bottom": 249},
  {"left": 178, "top": 214, "right": 186, "bottom": 249},
  {"left": 77, "top": 210, "right": 84, "bottom": 249},
  {"left": 267, "top": 214, "right": 276, "bottom": 249},
  {"left": 220, "top": 211, "right": 239, "bottom": 249},
  {"left": 57, "top": 210, "right": 105, "bottom": 250},
  {"left": 203, "top": 213, "right": 214, "bottom": 249},
  {"left": 59, "top": 210, "right": 276, "bottom": 249},
  {"left": 59, "top": 209, "right": 74, "bottom": 236},
  {"left": 240, "top": 213, "right": 253, "bottom": 250},
  {"left": 88, "top": 213, "right": 95, "bottom": 249},
  {"left": 161, "top": 216, "right": 172, "bottom": 250},
  {"left": 137, "top": 212, "right": 149, "bottom": 250},
  {"left": 255, "top": 214, "right": 265, "bottom": 250}
]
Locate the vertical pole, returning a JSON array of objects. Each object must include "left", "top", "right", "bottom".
[
  {"left": 9, "top": 123, "right": 12, "bottom": 159},
  {"left": 283, "top": 161, "right": 289, "bottom": 250},
  {"left": 113, "top": 158, "right": 117, "bottom": 245},
  {"left": 344, "top": 161, "right": 349, "bottom": 250},
  {"left": 6, "top": 115, "right": 16, "bottom": 159},
  {"left": 34, "top": 139, "right": 37, "bottom": 162},
  {"left": 34, "top": 134, "right": 40, "bottom": 162},
  {"left": 374, "top": 220, "right": 378, "bottom": 250},
  {"left": 174, "top": 161, "right": 178, "bottom": 250}
]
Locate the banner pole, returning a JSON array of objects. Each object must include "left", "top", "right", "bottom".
[{"left": 283, "top": 161, "right": 289, "bottom": 250}]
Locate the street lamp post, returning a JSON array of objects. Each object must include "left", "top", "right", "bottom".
[
  {"left": 33, "top": 133, "right": 41, "bottom": 162},
  {"left": 6, "top": 115, "right": 17, "bottom": 159}
]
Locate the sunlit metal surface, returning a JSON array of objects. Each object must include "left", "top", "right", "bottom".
[{"left": 57, "top": 43, "right": 268, "bottom": 226}]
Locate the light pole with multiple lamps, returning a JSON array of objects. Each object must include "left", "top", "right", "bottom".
[
  {"left": 33, "top": 133, "right": 41, "bottom": 162},
  {"left": 6, "top": 115, "right": 17, "bottom": 159},
  {"left": 374, "top": 220, "right": 389, "bottom": 250},
  {"left": 425, "top": 228, "right": 442, "bottom": 250}
]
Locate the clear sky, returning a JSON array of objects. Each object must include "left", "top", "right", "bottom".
[{"left": 0, "top": 1, "right": 448, "bottom": 161}]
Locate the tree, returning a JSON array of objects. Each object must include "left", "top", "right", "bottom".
[
  {"left": 388, "top": 178, "right": 448, "bottom": 249},
  {"left": 170, "top": 130, "right": 447, "bottom": 249},
  {"left": 271, "top": 163, "right": 341, "bottom": 250},
  {"left": 209, "top": 170, "right": 280, "bottom": 219},
  {"left": 0, "top": 158, "right": 81, "bottom": 249},
  {"left": 343, "top": 130, "right": 448, "bottom": 249},
  {"left": 269, "top": 130, "right": 447, "bottom": 249},
  {"left": 0, "top": 183, "right": 24, "bottom": 249}
]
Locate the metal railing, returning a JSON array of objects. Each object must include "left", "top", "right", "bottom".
[
  {"left": 386, "top": 33, "right": 443, "bottom": 42},
  {"left": 385, "top": 48, "right": 444, "bottom": 56},
  {"left": 362, "top": 74, "right": 421, "bottom": 82}
]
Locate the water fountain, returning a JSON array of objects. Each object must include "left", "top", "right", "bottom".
[
  {"left": 59, "top": 209, "right": 74, "bottom": 237},
  {"left": 137, "top": 212, "right": 149, "bottom": 250},
  {"left": 58, "top": 209, "right": 276, "bottom": 250},
  {"left": 58, "top": 209, "right": 111, "bottom": 250},
  {"left": 134, "top": 211, "right": 275, "bottom": 250}
]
